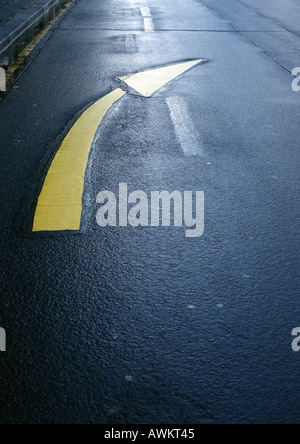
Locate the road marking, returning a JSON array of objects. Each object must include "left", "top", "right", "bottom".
[
  {"left": 140, "top": 7, "right": 154, "bottom": 32},
  {"left": 140, "top": 7, "right": 151, "bottom": 17},
  {"left": 32, "top": 60, "right": 204, "bottom": 232},
  {"left": 119, "top": 59, "right": 204, "bottom": 97},
  {"left": 33, "top": 89, "right": 126, "bottom": 232},
  {"left": 166, "top": 96, "right": 202, "bottom": 156},
  {"left": 143, "top": 17, "right": 154, "bottom": 32}
]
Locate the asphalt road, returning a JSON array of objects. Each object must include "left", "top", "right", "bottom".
[{"left": 0, "top": 0, "right": 299, "bottom": 424}]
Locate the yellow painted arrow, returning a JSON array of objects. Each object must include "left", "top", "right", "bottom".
[
  {"left": 32, "top": 60, "right": 204, "bottom": 232},
  {"left": 119, "top": 59, "right": 203, "bottom": 97},
  {"left": 32, "top": 88, "right": 126, "bottom": 232}
]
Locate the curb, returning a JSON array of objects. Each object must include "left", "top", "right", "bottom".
[{"left": 0, "top": 0, "right": 68, "bottom": 66}]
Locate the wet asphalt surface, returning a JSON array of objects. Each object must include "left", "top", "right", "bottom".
[{"left": 0, "top": 0, "right": 299, "bottom": 424}]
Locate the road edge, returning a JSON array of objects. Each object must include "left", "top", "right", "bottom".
[{"left": 0, "top": 0, "right": 70, "bottom": 66}]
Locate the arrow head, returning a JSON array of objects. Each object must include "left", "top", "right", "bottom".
[{"left": 119, "top": 59, "right": 205, "bottom": 97}]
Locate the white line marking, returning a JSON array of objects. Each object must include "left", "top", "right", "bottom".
[
  {"left": 166, "top": 96, "right": 203, "bottom": 156},
  {"left": 143, "top": 17, "right": 154, "bottom": 32},
  {"left": 140, "top": 7, "right": 151, "bottom": 17},
  {"left": 140, "top": 7, "right": 154, "bottom": 32}
]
